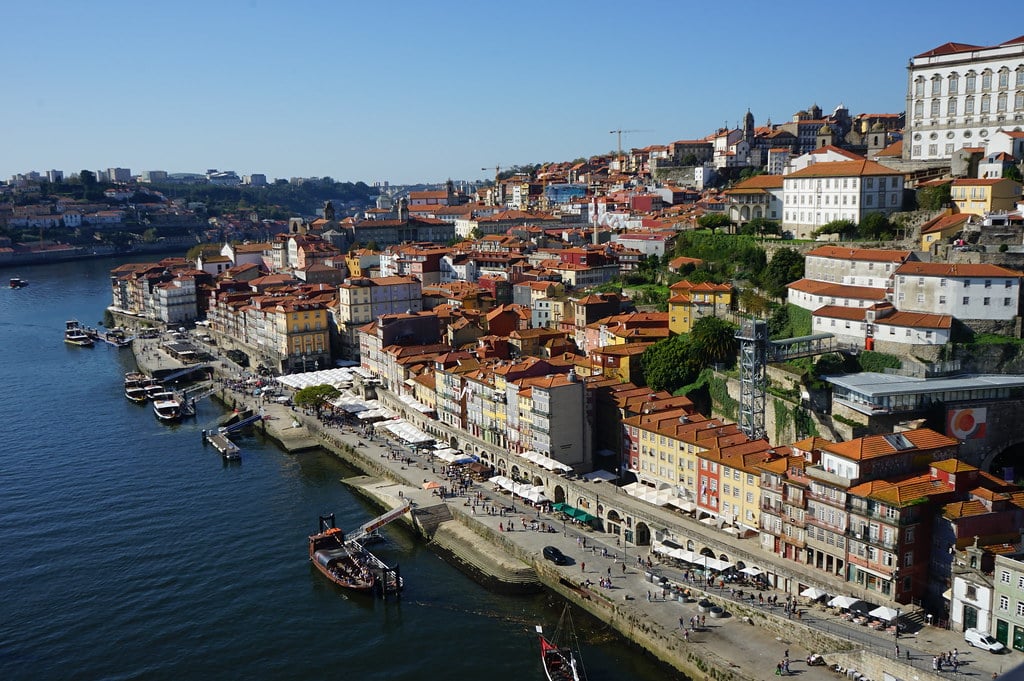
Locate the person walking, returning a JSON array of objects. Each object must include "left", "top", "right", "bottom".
[{"left": 581, "top": 561, "right": 585, "bottom": 573}]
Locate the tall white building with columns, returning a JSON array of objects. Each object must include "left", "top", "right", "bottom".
[{"left": 904, "top": 36, "right": 1024, "bottom": 162}]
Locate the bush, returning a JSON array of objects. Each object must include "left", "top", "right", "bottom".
[{"left": 858, "top": 351, "right": 902, "bottom": 373}]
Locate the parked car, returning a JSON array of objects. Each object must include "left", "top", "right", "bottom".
[
  {"left": 964, "top": 628, "right": 1006, "bottom": 653},
  {"left": 543, "top": 546, "right": 569, "bottom": 565}
]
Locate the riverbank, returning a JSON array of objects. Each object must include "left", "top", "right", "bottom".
[{"left": 130, "top": 337, "right": 992, "bottom": 681}]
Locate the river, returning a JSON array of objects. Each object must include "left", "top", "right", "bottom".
[{"left": 0, "top": 256, "right": 681, "bottom": 680}]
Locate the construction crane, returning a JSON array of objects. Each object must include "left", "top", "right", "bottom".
[
  {"left": 481, "top": 165, "right": 502, "bottom": 183},
  {"left": 608, "top": 129, "right": 651, "bottom": 164}
]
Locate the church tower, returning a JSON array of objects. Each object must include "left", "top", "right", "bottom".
[{"left": 743, "top": 109, "right": 755, "bottom": 144}]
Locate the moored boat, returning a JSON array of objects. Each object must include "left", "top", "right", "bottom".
[
  {"left": 144, "top": 380, "right": 166, "bottom": 400},
  {"left": 537, "top": 605, "right": 587, "bottom": 681},
  {"left": 309, "top": 504, "right": 411, "bottom": 595},
  {"left": 152, "top": 391, "right": 182, "bottom": 422},
  {"left": 9, "top": 277, "right": 28, "bottom": 289},
  {"left": 64, "top": 320, "right": 94, "bottom": 347},
  {"left": 124, "top": 372, "right": 149, "bottom": 403}
]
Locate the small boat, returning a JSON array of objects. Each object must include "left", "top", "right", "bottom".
[
  {"left": 309, "top": 504, "right": 411, "bottom": 595},
  {"left": 152, "top": 391, "right": 183, "bottom": 422},
  {"left": 537, "top": 605, "right": 587, "bottom": 681},
  {"left": 64, "top": 320, "right": 94, "bottom": 347},
  {"left": 124, "top": 372, "right": 150, "bottom": 403},
  {"left": 144, "top": 380, "right": 166, "bottom": 400},
  {"left": 9, "top": 277, "right": 27, "bottom": 289}
]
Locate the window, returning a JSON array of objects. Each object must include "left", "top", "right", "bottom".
[
  {"left": 1000, "top": 69, "right": 1010, "bottom": 89},
  {"left": 983, "top": 71, "right": 992, "bottom": 90},
  {"left": 1000, "top": 595, "right": 1009, "bottom": 611},
  {"left": 915, "top": 79, "right": 925, "bottom": 97},
  {"left": 966, "top": 73, "right": 977, "bottom": 92},
  {"left": 1018, "top": 602, "right": 1024, "bottom": 617},
  {"left": 981, "top": 94, "right": 991, "bottom": 114},
  {"left": 928, "top": 144, "right": 938, "bottom": 156},
  {"left": 917, "top": 294, "right": 924, "bottom": 303},
  {"left": 1017, "top": 91, "right": 1024, "bottom": 111},
  {"left": 1002, "top": 570, "right": 1012, "bottom": 584},
  {"left": 903, "top": 552, "right": 913, "bottom": 567},
  {"left": 949, "top": 74, "right": 959, "bottom": 94},
  {"left": 998, "top": 93, "right": 1008, "bottom": 113},
  {"left": 931, "top": 99, "right": 940, "bottom": 117},
  {"left": 1005, "top": 298, "right": 1012, "bottom": 306},
  {"left": 939, "top": 296, "right": 947, "bottom": 305},
  {"left": 963, "top": 297, "right": 970, "bottom": 305},
  {"left": 931, "top": 76, "right": 942, "bottom": 96},
  {"left": 984, "top": 297, "right": 991, "bottom": 306},
  {"left": 966, "top": 96, "right": 975, "bottom": 114},
  {"left": 985, "top": 280, "right": 992, "bottom": 288}
]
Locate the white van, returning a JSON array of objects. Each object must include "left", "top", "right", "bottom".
[{"left": 964, "top": 628, "right": 1006, "bottom": 653}]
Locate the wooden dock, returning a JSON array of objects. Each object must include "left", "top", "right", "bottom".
[{"left": 206, "top": 432, "right": 240, "bottom": 460}]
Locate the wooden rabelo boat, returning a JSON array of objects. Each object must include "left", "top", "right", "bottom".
[
  {"left": 308, "top": 502, "right": 411, "bottom": 595},
  {"left": 537, "top": 605, "right": 586, "bottom": 681}
]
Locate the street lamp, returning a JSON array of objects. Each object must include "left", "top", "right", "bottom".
[{"left": 301, "top": 354, "right": 307, "bottom": 373}]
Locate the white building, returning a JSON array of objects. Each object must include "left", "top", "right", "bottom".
[
  {"left": 811, "top": 303, "right": 952, "bottom": 347},
  {"left": 904, "top": 36, "right": 1024, "bottom": 162},
  {"left": 803, "top": 246, "right": 916, "bottom": 287},
  {"left": 787, "top": 279, "right": 889, "bottom": 312},
  {"left": 782, "top": 160, "right": 905, "bottom": 239},
  {"left": 893, "top": 262, "right": 1021, "bottom": 321}
]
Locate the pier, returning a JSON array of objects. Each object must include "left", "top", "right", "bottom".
[{"left": 205, "top": 431, "right": 240, "bottom": 460}]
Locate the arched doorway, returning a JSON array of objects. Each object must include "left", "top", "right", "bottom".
[
  {"left": 553, "top": 485, "right": 566, "bottom": 504},
  {"left": 634, "top": 521, "right": 651, "bottom": 547},
  {"left": 449, "top": 435, "right": 458, "bottom": 448}
]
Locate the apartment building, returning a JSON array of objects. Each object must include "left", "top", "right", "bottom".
[{"left": 335, "top": 276, "right": 422, "bottom": 359}]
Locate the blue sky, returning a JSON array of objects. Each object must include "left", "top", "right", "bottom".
[{"left": 2, "top": 1, "right": 1021, "bottom": 185}]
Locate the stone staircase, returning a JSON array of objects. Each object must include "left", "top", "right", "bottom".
[{"left": 411, "top": 503, "right": 453, "bottom": 538}]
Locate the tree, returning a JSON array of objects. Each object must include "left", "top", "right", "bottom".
[
  {"left": 811, "top": 219, "right": 857, "bottom": 240},
  {"left": 916, "top": 182, "right": 951, "bottom": 210},
  {"left": 293, "top": 385, "right": 341, "bottom": 413},
  {"left": 689, "top": 316, "right": 738, "bottom": 368},
  {"left": 858, "top": 212, "right": 893, "bottom": 240},
  {"left": 760, "top": 247, "right": 805, "bottom": 299},
  {"left": 697, "top": 213, "right": 732, "bottom": 233},
  {"left": 746, "top": 218, "right": 780, "bottom": 238},
  {"left": 641, "top": 335, "right": 700, "bottom": 392},
  {"left": 1004, "top": 164, "right": 1023, "bottom": 182},
  {"left": 681, "top": 153, "right": 699, "bottom": 166}
]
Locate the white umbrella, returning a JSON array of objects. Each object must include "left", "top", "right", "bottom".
[
  {"left": 801, "top": 587, "right": 829, "bottom": 600},
  {"left": 828, "top": 595, "right": 859, "bottom": 609},
  {"left": 740, "top": 566, "right": 763, "bottom": 577},
  {"left": 869, "top": 605, "right": 900, "bottom": 621}
]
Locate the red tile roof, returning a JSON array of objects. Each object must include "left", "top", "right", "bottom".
[{"left": 894, "top": 262, "right": 1021, "bottom": 278}]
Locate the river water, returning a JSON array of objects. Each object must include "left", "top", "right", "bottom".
[{"left": 0, "top": 257, "right": 680, "bottom": 680}]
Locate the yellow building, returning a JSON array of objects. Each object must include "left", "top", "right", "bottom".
[
  {"left": 588, "top": 343, "right": 651, "bottom": 384},
  {"left": 919, "top": 212, "right": 970, "bottom": 252},
  {"left": 668, "top": 280, "right": 733, "bottom": 334},
  {"left": 273, "top": 300, "right": 330, "bottom": 373},
  {"left": 950, "top": 178, "right": 1022, "bottom": 216}
]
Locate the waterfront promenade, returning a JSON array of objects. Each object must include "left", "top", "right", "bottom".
[{"left": 130, "top": 335, "right": 1017, "bottom": 681}]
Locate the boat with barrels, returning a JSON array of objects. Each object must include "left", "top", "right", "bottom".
[{"left": 308, "top": 503, "right": 411, "bottom": 596}]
